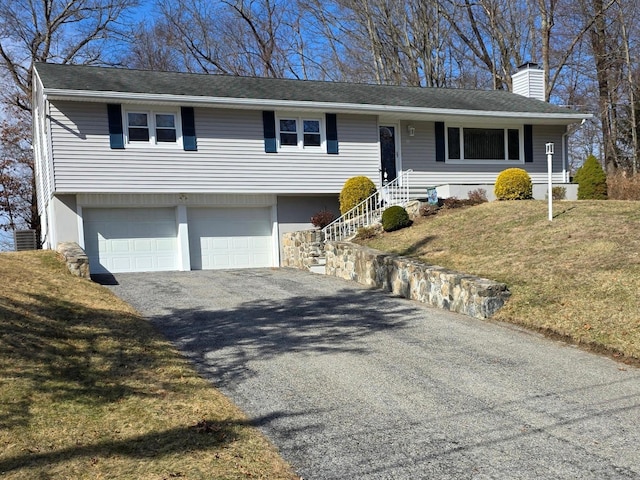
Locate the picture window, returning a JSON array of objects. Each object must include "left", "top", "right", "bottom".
[{"left": 446, "top": 126, "right": 522, "bottom": 162}]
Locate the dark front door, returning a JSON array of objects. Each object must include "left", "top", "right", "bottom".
[{"left": 379, "top": 126, "right": 397, "bottom": 184}]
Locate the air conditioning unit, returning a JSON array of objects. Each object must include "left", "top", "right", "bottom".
[{"left": 13, "top": 229, "right": 37, "bottom": 251}]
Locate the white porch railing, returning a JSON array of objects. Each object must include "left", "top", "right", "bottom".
[{"left": 322, "top": 170, "right": 413, "bottom": 242}]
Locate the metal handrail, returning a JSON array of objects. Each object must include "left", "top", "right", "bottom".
[{"left": 322, "top": 170, "right": 413, "bottom": 242}]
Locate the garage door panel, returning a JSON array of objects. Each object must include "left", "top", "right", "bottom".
[
  {"left": 84, "top": 208, "right": 178, "bottom": 274},
  {"left": 189, "top": 207, "right": 273, "bottom": 270}
]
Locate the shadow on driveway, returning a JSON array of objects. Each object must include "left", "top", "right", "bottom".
[{"left": 147, "top": 287, "right": 416, "bottom": 387}]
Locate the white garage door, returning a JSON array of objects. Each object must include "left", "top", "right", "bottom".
[
  {"left": 188, "top": 207, "right": 273, "bottom": 270},
  {"left": 83, "top": 208, "right": 178, "bottom": 274}
]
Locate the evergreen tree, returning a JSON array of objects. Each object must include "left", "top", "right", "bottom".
[{"left": 574, "top": 155, "right": 608, "bottom": 199}]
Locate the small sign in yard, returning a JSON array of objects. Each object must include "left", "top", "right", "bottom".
[{"left": 426, "top": 186, "right": 439, "bottom": 205}]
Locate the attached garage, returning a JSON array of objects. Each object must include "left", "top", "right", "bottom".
[
  {"left": 80, "top": 199, "right": 277, "bottom": 274},
  {"left": 188, "top": 207, "right": 274, "bottom": 270},
  {"left": 83, "top": 208, "right": 178, "bottom": 274}
]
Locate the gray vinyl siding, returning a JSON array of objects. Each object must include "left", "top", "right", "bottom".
[
  {"left": 49, "top": 101, "right": 379, "bottom": 194},
  {"left": 401, "top": 122, "right": 567, "bottom": 186}
]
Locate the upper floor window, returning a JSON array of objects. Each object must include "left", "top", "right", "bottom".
[
  {"left": 124, "top": 108, "right": 180, "bottom": 146},
  {"left": 279, "top": 119, "right": 298, "bottom": 146},
  {"left": 277, "top": 116, "right": 324, "bottom": 150},
  {"left": 446, "top": 126, "right": 522, "bottom": 162},
  {"left": 155, "top": 114, "right": 177, "bottom": 142}
]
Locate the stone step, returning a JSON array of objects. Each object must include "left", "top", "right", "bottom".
[
  {"left": 309, "top": 255, "right": 326, "bottom": 274},
  {"left": 309, "top": 264, "right": 326, "bottom": 275}
]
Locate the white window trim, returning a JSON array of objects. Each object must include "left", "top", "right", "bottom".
[
  {"left": 445, "top": 123, "right": 524, "bottom": 164},
  {"left": 123, "top": 106, "right": 183, "bottom": 149},
  {"left": 276, "top": 114, "right": 326, "bottom": 152}
]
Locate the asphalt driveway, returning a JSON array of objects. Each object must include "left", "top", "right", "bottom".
[{"left": 106, "top": 268, "right": 640, "bottom": 479}]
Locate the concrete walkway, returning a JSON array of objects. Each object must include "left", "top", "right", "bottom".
[{"left": 106, "top": 269, "right": 640, "bottom": 480}]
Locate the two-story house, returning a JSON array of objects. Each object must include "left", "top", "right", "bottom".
[{"left": 33, "top": 62, "right": 589, "bottom": 274}]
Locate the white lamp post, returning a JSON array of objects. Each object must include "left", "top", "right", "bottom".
[{"left": 546, "top": 143, "right": 554, "bottom": 221}]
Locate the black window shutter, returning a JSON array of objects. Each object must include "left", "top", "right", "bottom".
[
  {"left": 181, "top": 107, "right": 197, "bottom": 151},
  {"left": 326, "top": 113, "right": 338, "bottom": 154},
  {"left": 435, "top": 122, "right": 445, "bottom": 162},
  {"left": 524, "top": 124, "right": 533, "bottom": 163},
  {"left": 107, "top": 104, "right": 124, "bottom": 149},
  {"left": 263, "top": 111, "right": 277, "bottom": 153}
]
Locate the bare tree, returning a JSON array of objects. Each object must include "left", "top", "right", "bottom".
[
  {"left": 534, "top": 0, "right": 618, "bottom": 102},
  {"left": 126, "top": 20, "right": 185, "bottom": 71},
  {"left": 438, "top": 0, "right": 528, "bottom": 90},
  {"left": 0, "top": 0, "right": 139, "bottom": 110},
  {"left": 0, "top": 0, "right": 139, "bottom": 245},
  {"left": 157, "top": 0, "right": 302, "bottom": 77},
  {"left": 612, "top": 0, "right": 640, "bottom": 174},
  {"left": 583, "top": 0, "right": 625, "bottom": 173},
  {"left": 0, "top": 108, "right": 36, "bottom": 241}
]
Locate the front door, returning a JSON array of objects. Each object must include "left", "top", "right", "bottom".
[{"left": 379, "top": 125, "right": 397, "bottom": 184}]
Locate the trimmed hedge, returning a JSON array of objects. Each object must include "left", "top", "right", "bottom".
[
  {"left": 339, "top": 176, "right": 377, "bottom": 214},
  {"left": 494, "top": 168, "right": 533, "bottom": 200},
  {"left": 381, "top": 205, "right": 412, "bottom": 232}
]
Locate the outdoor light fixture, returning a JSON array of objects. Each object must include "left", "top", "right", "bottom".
[
  {"left": 546, "top": 143, "right": 555, "bottom": 221},
  {"left": 407, "top": 125, "right": 416, "bottom": 136}
]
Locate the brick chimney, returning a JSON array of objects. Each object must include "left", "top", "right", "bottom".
[{"left": 512, "top": 63, "right": 546, "bottom": 101}]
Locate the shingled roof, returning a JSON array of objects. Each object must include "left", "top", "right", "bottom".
[{"left": 34, "top": 62, "right": 588, "bottom": 120}]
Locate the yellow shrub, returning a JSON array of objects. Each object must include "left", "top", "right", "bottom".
[
  {"left": 494, "top": 168, "right": 533, "bottom": 200},
  {"left": 339, "top": 176, "right": 377, "bottom": 214}
]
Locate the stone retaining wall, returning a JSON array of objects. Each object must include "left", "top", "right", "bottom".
[
  {"left": 57, "top": 242, "right": 91, "bottom": 279},
  {"left": 325, "top": 241, "right": 510, "bottom": 319},
  {"left": 281, "top": 230, "right": 324, "bottom": 270}
]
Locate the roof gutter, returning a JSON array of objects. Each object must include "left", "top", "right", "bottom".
[{"left": 42, "top": 88, "right": 592, "bottom": 124}]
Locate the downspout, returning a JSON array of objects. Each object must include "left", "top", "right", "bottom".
[
  {"left": 562, "top": 119, "right": 587, "bottom": 183},
  {"left": 562, "top": 126, "right": 569, "bottom": 183}
]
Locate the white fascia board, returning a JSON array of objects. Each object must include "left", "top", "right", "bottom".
[{"left": 43, "top": 87, "right": 593, "bottom": 124}]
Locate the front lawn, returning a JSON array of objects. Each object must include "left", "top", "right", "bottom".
[
  {"left": 361, "top": 200, "right": 640, "bottom": 362},
  {"left": 0, "top": 251, "right": 298, "bottom": 479}
]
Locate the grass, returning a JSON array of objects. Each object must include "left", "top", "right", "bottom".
[
  {"left": 0, "top": 251, "right": 299, "bottom": 479},
  {"left": 361, "top": 200, "right": 640, "bottom": 362}
]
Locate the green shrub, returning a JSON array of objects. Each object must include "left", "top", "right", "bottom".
[
  {"left": 381, "top": 205, "right": 412, "bottom": 232},
  {"left": 339, "top": 176, "right": 376, "bottom": 214},
  {"left": 574, "top": 155, "right": 607, "bottom": 200},
  {"left": 494, "top": 168, "right": 533, "bottom": 200}
]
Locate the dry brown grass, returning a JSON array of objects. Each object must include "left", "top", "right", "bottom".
[
  {"left": 607, "top": 171, "right": 640, "bottom": 200},
  {"left": 361, "top": 200, "right": 640, "bottom": 362},
  {"left": 0, "top": 251, "right": 299, "bottom": 479}
]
